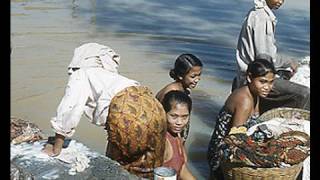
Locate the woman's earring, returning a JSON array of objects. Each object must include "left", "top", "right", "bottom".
[
  {"left": 178, "top": 76, "right": 183, "bottom": 80},
  {"left": 247, "top": 77, "right": 251, "bottom": 83}
]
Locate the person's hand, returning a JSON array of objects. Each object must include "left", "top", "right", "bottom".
[
  {"left": 290, "top": 60, "right": 299, "bottom": 76},
  {"left": 41, "top": 133, "right": 65, "bottom": 157},
  {"left": 124, "top": 153, "right": 154, "bottom": 174},
  {"left": 42, "top": 143, "right": 62, "bottom": 157}
]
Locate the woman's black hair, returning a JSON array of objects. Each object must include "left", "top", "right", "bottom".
[
  {"left": 170, "top": 53, "right": 203, "bottom": 80},
  {"left": 162, "top": 90, "right": 192, "bottom": 113},
  {"left": 247, "top": 57, "right": 276, "bottom": 78}
]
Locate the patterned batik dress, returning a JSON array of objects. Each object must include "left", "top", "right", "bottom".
[{"left": 207, "top": 107, "right": 259, "bottom": 172}]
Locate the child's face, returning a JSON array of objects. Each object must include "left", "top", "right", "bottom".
[
  {"left": 266, "top": 0, "right": 284, "bottom": 10},
  {"left": 166, "top": 103, "right": 190, "bottom": 135},
  {"left": 181, "top": 66, "right": 202, "bottom": 89}
]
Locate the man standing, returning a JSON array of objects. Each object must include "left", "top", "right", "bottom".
[{"left": 233, "top": 0, "right": 309, "bottom": 113}]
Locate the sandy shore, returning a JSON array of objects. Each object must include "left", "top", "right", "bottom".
[{"left": 13, "top": 0, "right": 298, "bottom": 178}]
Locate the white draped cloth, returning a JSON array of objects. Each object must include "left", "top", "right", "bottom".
[{"left": 51, "top": 43, "right": 140, "bottom": 137}]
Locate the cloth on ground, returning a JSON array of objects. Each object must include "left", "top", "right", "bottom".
[
  {"left": 55, "top": 140, "right": 90, "bottom": 175},
  {"left": 11, "top": 117, "right": 44, "bottom": 145}
]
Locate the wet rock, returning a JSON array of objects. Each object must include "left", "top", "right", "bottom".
[{"left": 10, "top": 118, "right": 142, "bottom": 180}]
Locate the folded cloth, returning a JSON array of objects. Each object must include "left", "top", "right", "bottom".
[{"left": 228, "top": 126, "right": 247, "bottom": 135}]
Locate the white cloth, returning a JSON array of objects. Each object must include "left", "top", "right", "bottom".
[
  {"left": 51, "top": 43, "right": 140, "bottom": 137},
  {"left": 290, "top": 56, "right": 310, "bottom": 88},
  {"left": 246, "top": 117, "right": 310, "bottom": 137},
  {"left": 254, "top": 0, "right": 267, "bottom": 8},
  {"left": 68, "top": 43, "right": 120, "bottom": 74},
  {"left": 303, "top": 156, "right": 310, "bottom": 180}
]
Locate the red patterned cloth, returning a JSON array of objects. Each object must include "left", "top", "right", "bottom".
[{"left": 224, "top": 131, "right": 309, "bottom": 167}]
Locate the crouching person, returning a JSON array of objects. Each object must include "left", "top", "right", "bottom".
[{"left": 42, "top": 43, "right": 166, "bottom": 179}]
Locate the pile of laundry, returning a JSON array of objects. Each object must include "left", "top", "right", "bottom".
[
  {"left": 11, "top": 117, "right": 45, "bottom": 144},
  {"left": 10, "top": 117, "right": 99, "bottom": 176},
  {"left": 223, "top": 114, "right": 310, "bottom": 168}
]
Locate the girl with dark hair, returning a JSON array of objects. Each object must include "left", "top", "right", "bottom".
[
  {"left": 162, "top": 91, "right": 196, "bottom": 180},
  {"left": 156, "top": 53, "right": 203, "bottom": 142},
  {"left": 156, "top": 53, "right": 203, "bottom": 102},
  {"left": 207, "top": 59, "right": 276, "bottom": 180}
]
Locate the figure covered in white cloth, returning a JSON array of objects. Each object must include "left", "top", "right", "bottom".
[{"left": 42, "top": 43, "right": 167, "bottom": 179}]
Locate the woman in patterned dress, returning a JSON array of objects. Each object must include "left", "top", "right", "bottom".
[{"left": 207, "top": 58, "right": 276, "bottom": 179}]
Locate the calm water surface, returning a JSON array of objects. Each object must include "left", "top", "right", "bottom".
[{"left": 11, "top": 0, "right": 309, "bottom": 179}]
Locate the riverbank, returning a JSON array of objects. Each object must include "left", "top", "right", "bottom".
[{"left": 11, "top": 0, "right": 310, "bottom": 179}]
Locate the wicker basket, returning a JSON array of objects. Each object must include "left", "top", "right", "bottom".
[
  {"left": 257, "top": 107, "right": 310, "bottom": 123},
  {"left": 221, "top": 162, "right": 303, "bottom": 180},
  {"left": 221, "top": 107, "right": 310, "bottom": 180}
]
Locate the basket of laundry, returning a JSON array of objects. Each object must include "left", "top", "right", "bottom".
[{"left": 221, "top": 107, "right": 310, "bottom": 180}]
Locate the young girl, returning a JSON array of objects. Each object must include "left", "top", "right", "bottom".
[
  {"left": 162, "top": 90, "right": 196, "bottom": 180},
  {"left": 156, "top": 53, "right": 203, "bottom": 142},
  {"left": 207, "top": 58, "right": 276, "bottom": 179},
  {"left": 156, "top": 53, "right": 203, "bottom": 102}
]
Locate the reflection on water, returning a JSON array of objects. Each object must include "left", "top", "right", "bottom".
[
  {"left": 11, "top": 0, "right": 309, "bottom": 179},
  {"left": 71, "top": 0, "right": 309, "bottom": 81}
]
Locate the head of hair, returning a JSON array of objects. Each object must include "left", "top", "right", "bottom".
[
  {"left": 162, "top": 90, "right": 192, "bottom": 113},
  {"left": 247, "top": 57, "right": 276, "bottom": 79},
  {"left": 169, "top": 53, "right": 203, "bottom": 80}
]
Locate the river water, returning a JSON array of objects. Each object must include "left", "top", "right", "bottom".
[{"left": 11, "top": 0, "right": 309, "bottom": 179}]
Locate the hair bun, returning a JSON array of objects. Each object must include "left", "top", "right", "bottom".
[{"left": 169, "top": 69, "right": 177, "bottom": 80}]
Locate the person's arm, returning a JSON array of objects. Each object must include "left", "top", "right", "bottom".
[
  {"left": 231, "top": 97, "right": 253, "bottom": 127},
  {"left": 180, "top": 164, "right": 196, "bottom": 180},
  {"left": 180, "top": 143, "right": 196, "bottom": 180},
  {"left": 252, "top": 12, "right": 278, "bottom": 64},
  {"left": 252, "top": 11, "right": 296, "bottom": 73},
  {"left": 43, "top": 70, "right": 89, "bottom": 156}
]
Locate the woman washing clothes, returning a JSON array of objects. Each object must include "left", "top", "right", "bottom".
[
  {"left": 156, "top": 53, "right": 203, "bottom": 142},
  {"left": 207, "top": 58, "right": 276, "bottom": 180},
  {"left": 42, "top": 43, "right": 167, "bottom": 179},
  {"left": 161, "top": 91, "right": 196, "bottom": 180}
]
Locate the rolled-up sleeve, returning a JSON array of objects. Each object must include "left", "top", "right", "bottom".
[{"left": 50, "top": 70, "right": 90, "bottom": 137}]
